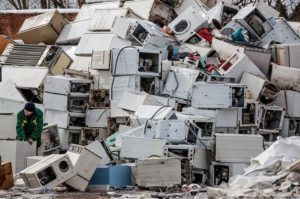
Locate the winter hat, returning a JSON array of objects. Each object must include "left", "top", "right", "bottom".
[{"left": 24, "top": 102, "right": 35, "bottom": 112}]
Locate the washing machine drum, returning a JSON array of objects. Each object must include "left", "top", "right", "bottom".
[{"left": 174, "top": 19, "right": 191, "bottom": 34}]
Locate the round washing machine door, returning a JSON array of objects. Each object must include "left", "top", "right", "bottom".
[{"left": 173, "top": 19, "right": 191, "bottom": 35}]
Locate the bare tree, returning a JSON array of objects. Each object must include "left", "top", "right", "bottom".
[{"left": 7, "top": 0, "right": 85, "bottom": 9}]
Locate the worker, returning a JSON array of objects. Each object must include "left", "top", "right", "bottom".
[{"left": 16, "top": 102, "right": 43, "bottom": 147}]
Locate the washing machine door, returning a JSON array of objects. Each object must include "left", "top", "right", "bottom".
[{"left": 173, "top": 19, "right": 191, "bottom": 35}]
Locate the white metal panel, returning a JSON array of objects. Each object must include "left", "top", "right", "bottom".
[
  {"left": 118, "top": 90, "right": 148, "bottom": 112},
  {"left": 56, "top": 19, "right": 92, "bottom": 44},
  {"left": 18, "top": 11, "right": 55, "bottom": 32},
  {"left": 271, "top": 63, "right": 300, "bottom": 92},
  {"left": 43, "top": 93, "right": 68, "bottom": 111},
  {"left": 89, "top": 8, "right": 129, "bottom": 31},
  {"left": 44, "top": 75, "right": 92, "bottom": 95},
  {"left": 215, "top": 133, "right": 264, "bottom": 163},
  {"left": 120, "top": 136, "right": 166, "bottom": 159},
  {"left": 275, "top": 90, "right": 300, "bottom": 117},
  {"left": 163, "top": 67, "right": 199, "bottom": 100},
  {"left": 0, "top": 140, "right": 36, "bottom": 173},
  {"left": 0, "top": 80, "right": 25, "bottom": 102},
  {"left": 0, "top": 98, "right": 44, "bottom": 114},
  {"left": 111, "top": 17, "right": 138, "bottom": 39},
  {"left": 136, "top": 158, "right": 181, "bottom": 187},
  {"left": 2, "top": 66, "right": 48, "bottom": 88},
  {"left": 115, "top": 125, "right": 144, "bottom": 148},
  {"left": 91, "top": 50, "right": 111, "bottom": 70},
  {"left": 240, "top": 72, "right": 265, "bottom": 100},
  {"left": 75, "top": 33, "right": 131, "bottom": 56},
  {"left": 109, "top": 76, "right": 140, "bottom": 100},
  {"left": 44, "top": 109, "right": 69, "bottom": 129},
  {"left": 191, "top": 82, "right": 247, "bottom": 109},
  {"left": 0, "top": 114, "right": 17, "bottom": 139},
  {"left": 86, "top": 109, "right": 109, "bottom": 128},
  {"left": 110, "top": 100, "right": 130, "bottom": 117}
]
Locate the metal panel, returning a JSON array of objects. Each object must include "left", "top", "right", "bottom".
[
  {"left": 75, "top": 33, "right": 132, "bottom": 56},
  {"left": 118, "top": 90, "right": 148, "bottom": 112},
  {"left": 91, "top": 50, "right": 111, "bottom": 70},
  {"left": 89, "top": 8, "right": 129, "bottom": 31},
  {"left": 86, "top": 109, "right": 109, "bottom": 128},
  {"left": 111, "top": 47, "right": 162, "bottom": 76},
  {"left": 275, "top": 90, "right": 300, "bottom": 118},
  {"left": 120, "top": 136, "right": 166, "bottom": 159},
  {"left": 0, "top": 98, "right": 44, "bottom": 114},
  {"left": 56, "top": 19, "right": 92, "bottom": 45},
  {"left": 162, "top": 67, "right": 199, "bottom": 100},
  {"left": 191, "top": 82, "right": 247, "bottom": 109},
  {"left": 0, "top": 80, "right": 25, "bottom": 102},
  {"left": 109, "top": 76, "right": 140, "bottom": 100},
  {"left": 2, "top": 66, "right": 48, "bottom": 88},
  {"left": 0, "top": 140, "right": 36, "bottom": 173},
  {"left": 44, "top": 76, "right": 92, "bottom": 95},
  {"left": 0, "top": 114, "right": 17, "bottom": 139},
  {"left": 215, "top": 133, "right": 264, "bottom": 163},
  {"left": 43, "top": 92, "right": 89, "bottom": 112},
  {"left": 111, "top": 17, "right": 138, "bottom": 40},
  {"left": 136, "top": 158, "right": 181, "bottom": 187}
]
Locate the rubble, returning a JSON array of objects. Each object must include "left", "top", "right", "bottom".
[{"left": 1, "top": 0, "right": 300, "bottom": 197}]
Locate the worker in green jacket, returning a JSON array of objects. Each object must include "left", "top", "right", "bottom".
[{"left": 16, "top": 102, "right": 43, "bottom": 147}]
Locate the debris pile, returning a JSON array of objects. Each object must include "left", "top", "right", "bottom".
[{"left": 0, "top": 0, "right": 300, "bottom": 196}]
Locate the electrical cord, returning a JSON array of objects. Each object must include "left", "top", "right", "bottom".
[{"left": 167, "top": 70, "right": 179, "bottom": 106}]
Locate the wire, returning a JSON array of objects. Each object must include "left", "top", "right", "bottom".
[
  {"left": 96, "top": 108, "right": 109, "bottom": 122},
  {"left": 110, "top": 46, "right": 137, "bottom": 100},
  {"left": 167, "top": 70, "right": 179, "bottom": 106}
]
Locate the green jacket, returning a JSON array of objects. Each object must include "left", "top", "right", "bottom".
[{"left": 16, "top": 108, "right": 43, "bottom": 146}]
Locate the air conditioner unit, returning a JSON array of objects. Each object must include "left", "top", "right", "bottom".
[
  {"left": 281, "top": 118, "right": 300, "bottom": 138},
  {"left": 91, "top": 50, "right": 111, "bottom": 70},
  {"left": 162, "top": 67, "right": 200, "bottom": 100},
  {"left": 272, "top": 43, "right": 300, "bottom": 69},
  {"left": 168, "top": 6, "right": 208, "bottom": 42},
  {"left": 44, "top": 110, "right": 86, "bottom": 129},
  {"left": 209, "top": 161, "right": 249, "bottom": 186},
  {"left": 44, "top": 76, "right": 92, "bottom": 95},
  {"left": 237, "top": 100, "right": 262, "bottom": 127},
  {"left": 144, "top": 119, "right": 202, "bottom": 144},
  {"left": 20, "top": 154, "right": 76, "bottom": 189},
  {"left": 111, "top": 47, "right": 162, "bottom": 77},
  {"left": 81, "top": 128, "right": 109, "bottom": 146},
  {"left": 182, "top": 107, "right": 239, "bottom": 128},
  {"left": 130, "top": 20, "right": 172, "bottom": 48},
  {"left": 191, "top": 82, "right": 247, "bottom": 109},
  {"left": 120, "top": 136, "right": 166, "bottom": 159},
  {"left": 1, "top": 44, "right": 72, "bottom": 75},
  {"left": 216, "top": 51, "right": 265, "bottom": 82},
  {"left": 18, "top": 10, "right": 68, "bottom": 44},
  {"left": 175, "top": 112, "right": 216, "bottom": 140},
  {"left": 43, "top": 92, "right": 89, "bottom": 113},
  {"left": 58, "top": 128, "right": 81, "bottom": 150},
  {"left": 111, "top": 16, "right": 138, "bottom": 40},
  {"left": 215, "top": 133, "right": 264, "bottom": 163},
  {"left": 275, "top": 90, "right": 300, "bottom": 118},
  {"left": 258, "top": 105, "right": 285, "bottom": 133},
  {"left": 163, "top": 144, "right": 208, "bottom": 170},
  {"left": 197, "top": 70, "right": 235, "bottom": 83},
  {"left": 135, "top": 158, "right": 181, "bottom": 187},
  {"left": 240, "top": 72, "right": 280, "bottom": 105}
]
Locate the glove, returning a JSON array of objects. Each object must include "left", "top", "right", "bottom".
[{"left": 28, "top": 138, "right": 33, "bottom": 145}]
